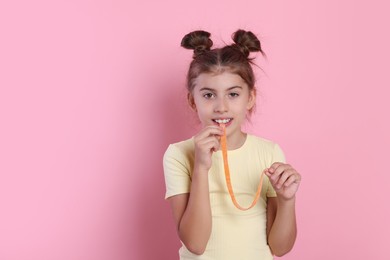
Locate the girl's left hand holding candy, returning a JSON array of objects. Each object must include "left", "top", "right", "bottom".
[{"left": 265, "top": 163, "right": 302, "bottom": 201}]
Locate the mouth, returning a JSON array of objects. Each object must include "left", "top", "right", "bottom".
[{"left": 212, "top": 118, "right": 233, "bottom": 126}]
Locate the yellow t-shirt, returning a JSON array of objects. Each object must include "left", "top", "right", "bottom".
[{"left": 163, "top": 134, "right": 286, "bottom": 260}]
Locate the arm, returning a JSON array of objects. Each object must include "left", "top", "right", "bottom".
[
  {"left": 265, "top": 163, "right": 301, "bottom": 257},
  {"left": 167, "top": 126, "right": 223, "bottom": 255},
  {"left": 168, "top": 166, "right": 211, "bottom": 255},
  {"left": 266, "top": 197, "right": 297, "bottom": 256}
]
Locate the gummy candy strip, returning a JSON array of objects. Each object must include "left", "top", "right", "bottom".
[{"left": 220, "top": 124, "right": 264, "bottom": 210}]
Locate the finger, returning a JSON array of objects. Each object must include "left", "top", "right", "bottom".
[
  {"left": 283, "top": 173, "right": 301, "bottom": 187},
  {"left": 199, "top": 138, "right": 220, "bottom": 153},
  {"left": 264, "top": 168, "right": 275, "bottom": 179},
  {"left": 275, "top": 169, "right": 296, "bottom": 189},
  {"left": 270, "top": 163, "right": 292, "bottom": 178},
  {"left": 267, "top": 170, "right": 281, "bottom": 187},
  {"left": 197, "top": 126, "right": 224, "bottom": 139},
  {"left": 210, "top": 140, "right": 221, "bottom": 153},
  {"left": 267, "top": 164, "right": 288, "bottom": 183},
  {"left": 198, "top": 134, "right": 221, "bottom": 145},
  {"left": 204, "top": 125, "right": 224, "bottom": 132},
  {"left": 268, "top": 162, "right": 285, "bottom": 173},
  {"left": 195, "top": 133, "right": 222, "bottom": 147}
]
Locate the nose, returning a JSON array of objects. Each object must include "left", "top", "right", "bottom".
[{"left": 214, "top": 97, "right": 228, "bottom": 113}]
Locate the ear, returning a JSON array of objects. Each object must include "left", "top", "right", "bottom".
[
  {"left": 187, "top": 93, "right": 197, "bottom": 111},
  {"left": 246, "top": 89, "right": 256, "bottom": 111}
]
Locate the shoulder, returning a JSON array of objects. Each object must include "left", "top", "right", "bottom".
[
  {"left": 163, "top": 137, "right": 195, "bottom": 163},
  {"left": 246, "top": 134, "right": 286, "bottom": 162},
  {"left": 163, "top": 138, "right": 194, "bottom": 199},
  {"left": 247, "top": 134, "right": 281, "bottom": 151}
]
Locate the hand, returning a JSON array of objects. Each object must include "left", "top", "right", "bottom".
[
  {"left": 264, "top": 163, "right": 301, "bottom": 201},
  {"left": 193, "top": 126, "right": 224, "bottom": 173}
]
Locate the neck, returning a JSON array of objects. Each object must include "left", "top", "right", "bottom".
[{"left": 226, "top": 130, "right": 247, "bottom": 150}]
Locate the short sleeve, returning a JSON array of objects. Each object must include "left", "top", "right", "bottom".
[
  {"left": 163, "top": 144, "right": 191, "bottom": 199},
  {"left": 272, "top": 143, "right": 286, "bottom": 164},
  {"left": 266, "top": 143, "right": 287, "bottom": 198}
]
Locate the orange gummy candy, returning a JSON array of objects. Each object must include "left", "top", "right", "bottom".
[{"left": 220, "top": 124, "right": 264, "bottom": 210}]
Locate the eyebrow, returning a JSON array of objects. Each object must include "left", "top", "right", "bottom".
[{"left": 199, "top": 86, "right": 243, "bottom": 92}]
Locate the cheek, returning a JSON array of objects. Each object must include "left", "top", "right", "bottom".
[{"left": 197, "top": 108, "right": 210, "bottom": 120}]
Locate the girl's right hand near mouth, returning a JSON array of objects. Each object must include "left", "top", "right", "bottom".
[{"left": 193, "top": 125, "right": 224, "bottom": 173}]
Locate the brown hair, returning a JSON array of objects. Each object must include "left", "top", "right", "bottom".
[{"left": 181, "top": 29, "right": 264, "bottom": 95}]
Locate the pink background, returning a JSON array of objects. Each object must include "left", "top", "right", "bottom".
[{"left": 1, "top": 0, "right": 389, "bottom": 259}]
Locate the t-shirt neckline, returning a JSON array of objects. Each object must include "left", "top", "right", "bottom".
[{"left": 215, "top": 133, "right": 251, "bottom": 155}]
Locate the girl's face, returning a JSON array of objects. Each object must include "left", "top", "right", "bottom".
[{"left": 189, "top": 71, "right": 255, "bottom": 138}]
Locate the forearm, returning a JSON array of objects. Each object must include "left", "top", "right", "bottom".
[
  {"left": 179, "top": 166, "right": 212, "bottom": 254},
  {"left": 268, "top": 197, "right": 297, "bottom": 256}
]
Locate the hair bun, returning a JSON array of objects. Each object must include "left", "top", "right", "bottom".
[
  {"left": 232, "top": 29, "right": 263, "bottom": 57},
  {"left": 181, "top": 30, "right": 213, "bottom": 58}
]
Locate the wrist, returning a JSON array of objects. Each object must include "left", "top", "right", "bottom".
[
  {"left": 277, "top": 195, "right": 296, "bottom": 206},
  {"left": 193, "top": 164, "right": 210, "bottom": 174}
]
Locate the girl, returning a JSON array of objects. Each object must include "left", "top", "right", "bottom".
[{"left": 163, "top": 29, "right": 301, "bottom": 260}]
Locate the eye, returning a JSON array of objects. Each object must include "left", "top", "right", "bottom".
[
  {"left": 203, "top": 93, "right": 215, "bottom": 99},
  {"left": 229, "top": 92, "right": 239, "bottom": 98}
]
